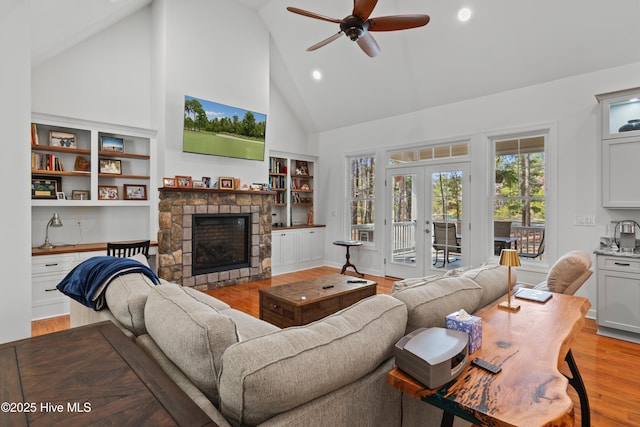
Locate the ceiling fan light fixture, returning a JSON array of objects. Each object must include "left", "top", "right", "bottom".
[{"left": 458, "top": 8, "right": 472, "bottom": 22}]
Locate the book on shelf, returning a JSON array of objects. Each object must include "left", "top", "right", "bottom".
[{"left": 31, "top": 123, "right": 39, "bottom": 145}]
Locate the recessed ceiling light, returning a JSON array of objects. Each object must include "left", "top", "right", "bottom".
[
  {"left": 312, "top": 70, "right": 322, "bottom": 81},
  {"left": 458, "top": 8, "right": 471, "bottom": 22}
]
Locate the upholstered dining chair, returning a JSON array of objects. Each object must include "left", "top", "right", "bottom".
[{"left": 107, "top": 240, "right": 150, "bottom": 258}]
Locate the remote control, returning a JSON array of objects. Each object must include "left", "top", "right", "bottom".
[
  {"left": 471, "top": 358, "right": 502, "bottom": 374},
  {"left": 347, "top": 279, "right": 367, "bottom": 283},
  {"left": 322, "top": 285, "right": 334, "bottom": 289}
]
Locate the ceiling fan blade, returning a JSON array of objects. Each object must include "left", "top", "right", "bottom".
[
  {"left": 369, "top": 14, "right": 430, "bottom": 32},
  {"left": 286, "top": 7, "right": 341, "bottom": 24},
  {"left": 307, "top": 32, "right": 343, "bottom": 51},
  {"left": 356, "top": 32, "right": 380, "bottom": 57},
  {"left": 352, "top": 0, "right": 378, "bottom": 21}
]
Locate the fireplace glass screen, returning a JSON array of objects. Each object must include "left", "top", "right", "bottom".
[{"left": 193, "top": 214, "right": 250, "bottom": 275}]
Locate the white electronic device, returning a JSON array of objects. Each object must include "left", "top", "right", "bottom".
[{"left": 394, "top": 327, "right": 469, "bottom": 389}]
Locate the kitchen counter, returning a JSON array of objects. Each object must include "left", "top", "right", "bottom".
[{"left": 594, "top": 247, "right": 640, "bottom": 258}]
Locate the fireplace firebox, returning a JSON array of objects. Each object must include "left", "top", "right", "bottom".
[{"left": 192, "top": 214, "right": 250, "bottom": 275}]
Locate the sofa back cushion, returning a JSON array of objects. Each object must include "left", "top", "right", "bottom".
[
  {"left": 392, "top": 276, "right": 482, "bottom": 333},
  {"left": 144, "top": 283, "right": 238, "bottom": 403},
  {"left": 546, "top": 250, "right": 592, "bottom": 295},
  {"left": 462, "top": 264, "right": 509, "bottom": 308},
  {"left": 104, "top": 272, "right": 156, "bottom": 336},
  {"left": 218, "top": 294, "right": 407, "bottom": 426}
]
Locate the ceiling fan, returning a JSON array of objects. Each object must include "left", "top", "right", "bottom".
[{"left": 287, "top": 0, "right": 430, "bottom": 57}]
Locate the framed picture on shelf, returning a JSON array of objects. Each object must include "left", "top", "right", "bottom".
[
  {"left": 100, "top": 136, "right": 125, "bottom": 153},
  {"left": 49, "top": 131, "right": 76, "bottom": 148},
  {"left": 98, "top": 185, "right": 119, "bottom": 200},
  {"left": 71, "top": 190, "right": 90, "bottom": 200},
  {"left": 56, "top": 192, "right": 65, "bottom": 200},
  {"left": 163, "top": 177, "right": 177, "bottom": 187},
  {"left": 202, "top": 176, "right": 211, "bottom": 188},
  {"left": 31, "top": 176, "right": 61, "bottom": 199},
  {"left": 219, "top": 177, "right": 234, "bottom": 190},
  {"left": 99, "top": 159, "right": 122, "bottom": 174},
  {"left": 123, "top": 184, "right": 147, "bottom": 200},
  {"left": 192, "top": 180, "right": 206, "bottom": 189},
  {"left": 176, "top": 176, "right": 192, "bottom": 188}
]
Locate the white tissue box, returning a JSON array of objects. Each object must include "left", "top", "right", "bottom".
[{"left": 446, "top": 311, "right": 482, "bottom": 353}]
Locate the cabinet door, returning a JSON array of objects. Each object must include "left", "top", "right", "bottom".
[
  {"left": 602, "top": 138, "right": 640, "bottom": 207},
  {"left": 309, "top": 228, "right": 324, "bottom": 261},
  {"left": 272, "top": 231, "right": 296, "bottom": 268},
  {"left": 32, "top": 254, "right": 77, "bottom": 320},
  {"left": 597, "top": 268, "right": 640, "bottom": 333}
]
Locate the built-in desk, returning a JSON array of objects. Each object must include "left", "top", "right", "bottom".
[{"left": 31, "top": 241, "right": 157, "bottom": 320}]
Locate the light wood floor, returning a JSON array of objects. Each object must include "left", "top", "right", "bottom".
[{"left": 32, "top": 266, "right": 640, "bottom": 426}]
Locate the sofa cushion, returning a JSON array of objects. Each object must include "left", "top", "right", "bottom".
[
  {"left": 392, "top": 276, "right": 482, "bottom": 333},
  {"left": 462, "top": 264, "right": 509, "bottom": 308},
  {"left": 104, "top": 272, "right": 156, "bottom": 336},
  {"left": 392, "top": 274, "right": 441, "bottom": 292},
  {"left": 144, "top": 283, "right": 239, "bottom": 403},
  {"left": 218, "top": 294, "right": 407, "bottom": 426},
  {"left": 546, "top": 250, "right": 592, "bottom": 295}
]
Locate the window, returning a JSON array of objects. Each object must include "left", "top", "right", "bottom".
[
  {"left": 349, "top": 155, "right": 376, "bottom": 244},
  {"left": 494, "top": 136, "right": 545, "bottom": 261}
]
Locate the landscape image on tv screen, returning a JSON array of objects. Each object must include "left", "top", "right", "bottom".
[{"left": 183, "top": 95, "right": 266, "bottom": 161}]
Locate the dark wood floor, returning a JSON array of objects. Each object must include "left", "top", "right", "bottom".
[{"left": 32, "top": 266, "right": 640, "bottom": 426}]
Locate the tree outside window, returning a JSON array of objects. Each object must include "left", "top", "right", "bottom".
[
  {"left": 349, "top": 156, "right": 375, "bottom": 243},
  {"left": 494, "top": 136, "right": 545, "bottom": 260}
]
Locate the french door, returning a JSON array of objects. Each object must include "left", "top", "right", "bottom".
[{"left": 385, "top": 163, "right": 469, "bottom": 279}]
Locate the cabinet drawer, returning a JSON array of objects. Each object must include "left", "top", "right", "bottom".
[
  {"left": 301, "top": 298, "right": 340, "bottom": 324},
  {"left": 32, "top": 254, "right": 77, "bottom": 274},
  {"left": 260, "top": 295, "right": 295, "bottom": 321},
  {"left": 598, "top": 256, "right": 640, "bottom": 273},
  {"left": 340, "top": 287, "right": 376, "bottom": 308}
]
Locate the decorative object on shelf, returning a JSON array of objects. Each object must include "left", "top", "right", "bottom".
[
  {"left": 98, "top": 185, "right": 119, "bottom": 200},
  {"left": 123, "top": 184, "right": 147, "bottom": 200},
  {"left": 100, "top": 136, "right": 124, "bottom": 152},
  {"left": 618, "top": 119, "right": 640, "bottom": 132},
  {"left": 295, "top": 160, "right": 309, "bottom": 175},
  {"left": 56, "top": 192, "right": 65, "bottom": 200},
  {"left": 219, "top": 176, "right": 234, "bottom": 190},
  {"left": 498, "top": 249, "right": 521, "bottom": 312},
  {"left": 49, "top": 131, "right": 76, "bottom": 148},
  {"left": 39, "top": 212, "right": 63, "bottom": 249},
  {"left": 307, "top": 208, "right": 314, "bottom": 225},
  {"left": 99, "top": 159, "right": 122, "bottom": 174},
  {"left": 74, "top": 156, "right": 89, "bottom": 171},
  {"left": 202, "top": 176, "right": 211, "bottom": 188},
  {"left": 31, "top": 176, "right": 61, "bottom": 199},
  {"left": 163, "top": 177, "right": 176, "bottom": 188},
  {"left": 71, "top": 190, "right": 89, "bottom": 200},
  {"left": 176, "top": 176, "right": 192, "bottom": 188}
]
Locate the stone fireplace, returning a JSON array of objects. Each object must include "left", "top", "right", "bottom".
[{"left": 157, "top": 188, "right": 272, "bottom": 290}]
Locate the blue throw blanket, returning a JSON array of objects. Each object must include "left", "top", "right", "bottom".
[{"left": 57, "top": 256, "right": 160, "bottom": 310}]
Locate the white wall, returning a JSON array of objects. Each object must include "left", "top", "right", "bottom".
[
  {"left": 154, "top": 0, "right": 271, "bottom": 185},
  {"left": 316, "top": 61, "right": 640, "bottom": 313},
  {"left": 0, "top": 1, "right": 32, "bottom": 343}
]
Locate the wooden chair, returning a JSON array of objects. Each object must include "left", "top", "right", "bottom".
[
  {"left": 432, "top": 222, "right": 461, "bottom": 267},
  {"left": 107, "top": 240, "right": 150, "bottom": 258}
]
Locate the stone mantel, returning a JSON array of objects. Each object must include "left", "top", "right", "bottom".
[{"left": 157, "top": 188, "right": 274, "bottom": 290}]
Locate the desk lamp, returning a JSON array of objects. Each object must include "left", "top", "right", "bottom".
[
  {"left": 39, "top": 212, "right": 63, "bottom": 249},
  {"left": 498, "top": 248, "right": 521, "bottom": 312}
]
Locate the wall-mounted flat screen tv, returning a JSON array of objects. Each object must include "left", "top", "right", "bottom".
[{"left": 183, "top": 95, "right": 266, "bottom": 161}]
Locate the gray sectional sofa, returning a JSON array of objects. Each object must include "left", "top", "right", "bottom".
[{"left": 70, "top": 256, "right": 510, "bottom": 427}]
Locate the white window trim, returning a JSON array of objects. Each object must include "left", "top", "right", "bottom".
[{"left": 484, "top": 121, "right": 558, "bottom": 272}]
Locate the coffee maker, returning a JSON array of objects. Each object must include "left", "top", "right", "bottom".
[{"left": 615, "top": 220, "right": 640, "bottom": 252}]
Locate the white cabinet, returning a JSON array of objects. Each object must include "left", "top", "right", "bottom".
[
  {"left": 271, "top": 227, "right": 325, "bottom": 275},
  {"left": 596, "top": 255, "right": 640, "bottom": 343},
  {"left": 31, "top": 254, "right": 78, "bottom": 320},
  {"left": 596, "top": 88, "right": 640, "bottom": 208}
]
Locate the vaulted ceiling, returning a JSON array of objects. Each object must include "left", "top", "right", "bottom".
[{"left": 29, "top": 0, "right": 640, "bottom": 133}]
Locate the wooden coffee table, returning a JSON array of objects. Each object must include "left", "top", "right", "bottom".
[
  {"left": 259, "top": 273, "right": 377, "bottom": 328},
  {"left": 387, "top": 293, "right": 591, "bottom": 427}
]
